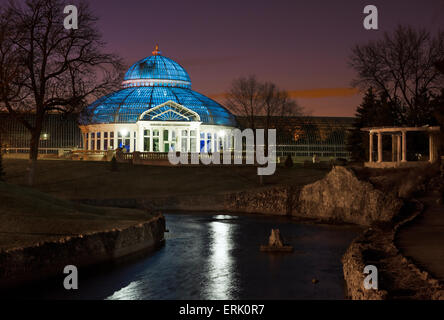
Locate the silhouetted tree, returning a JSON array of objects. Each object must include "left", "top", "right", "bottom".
[
  {"left": 226, "top": 76, "right": 302, "bottom": 129},
  {"left": 433, "top": 62, "right": 444, "bottom": 156},
  {"left": 0, "top": 0, "right": 123, "bottom": 185},
  {"left": 350, "top": 25, "right": 444, "bottom": 126},
  {"left": 347, "top": 88, "right": 398, "bottom": 161},
  {"left": 261, "top": 82, "right": 303, "bottom": 154},
  {"left": 225, "top": 75, "right": 264, "bottom": 130}
]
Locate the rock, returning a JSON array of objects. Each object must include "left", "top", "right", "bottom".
[
  {"left": 297, "top": 166, "right": 403, "bottom": 226},
  {"left": 268, "top": 229, "right": 284, "bottom": 247}
]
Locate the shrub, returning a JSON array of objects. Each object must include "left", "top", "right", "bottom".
[
  {"left": 0, "top": 146, "right": 4, "bottom": 181},
  {"left": 110, "top": 156, "right": 118, "bottom": 172},
  {"left": 284, "top": 154, "right": 293, "bottom": 168}
]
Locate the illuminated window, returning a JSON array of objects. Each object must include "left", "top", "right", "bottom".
[
  {"left": 144, "top": 129, "right": 151, "bottom": 152},
  {"left": 214, "top": 133, "right": 218, "bottom": 152},
  {"left": 110, "top": 132, "right": 114, "bottom": 150},
  {"left": 181, "top": 129, "right": 188, "bottom": 152},
  {"left": 190, "top": 130, "right": 196, "bottom": 152},
  {"left": 200, "top": 132, "right": 206, "bottom": 152},
  {"left": 153, "top": 129, "right": 160, "bottom": 152},
  {"left": 96, "top": 132, "right": 101, "bottom": 150},
  {"left": 207, "top": 133, "right": 212, "bottom": 153}
]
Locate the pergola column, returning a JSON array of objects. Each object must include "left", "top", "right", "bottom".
[
  {"left": 377, "top": 132, "right": 383, "bottom": 163},
  {"left": 391, "top": 135, "right": 396, "bottom": 162},
  {"left": 429, "top": 133, "right": 438, "bottom": 163},
  {"left": 401, "top": 131, "right": 407, "bottom": 162},
  {"left": 396, "top": 135, "right": 401, "bottom": 162},
  {"left": 82, "top": 132, "right": 87, "bottom": 150},
  {"left": 369, "top": 133, "right": 374, "bottom": 162}
]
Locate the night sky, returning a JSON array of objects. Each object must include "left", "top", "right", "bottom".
[{"left": 4, "top": 0, "right": 444, "bottom": 116}]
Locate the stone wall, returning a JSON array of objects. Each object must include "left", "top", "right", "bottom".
[
  {"left": 85, "top": 166, "right": 403, "bottom": 226},
  {"left": 0, "top": 214, "right": 165, "bottom": 288},
  {"left": 342, "top": 201, "right": 444, "bottom": 300},
  {"left": 220, "top": 166, "right": 402, "bottom": 225},
  {"left": 342, "top": 230, "right": 388, "bottom": 300}
]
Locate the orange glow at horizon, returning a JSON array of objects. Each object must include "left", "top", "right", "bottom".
[{"left": 208, "top": 88, "right": 359, "bottom": 100}]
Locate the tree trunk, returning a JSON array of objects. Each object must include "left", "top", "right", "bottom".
[
  {"left": 264, "top": 118, "right": 269, "bottom": 157},
  {"left": 27, "top": 130, "right": 40, "bottom": 186},
  {"left": 259, "top": 174, "right": 264, "bottom": 185}
]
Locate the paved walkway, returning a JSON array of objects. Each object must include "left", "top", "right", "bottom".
[{"left": 396, "top": 194, "right": 444, "bottom": 282}]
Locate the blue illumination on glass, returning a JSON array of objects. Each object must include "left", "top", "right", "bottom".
[
  {"left": 84, "top": 53, "right": 237, "bottom": 127},
  {"left": 124, "top": 55, "right": 191, "bottom": 86}
]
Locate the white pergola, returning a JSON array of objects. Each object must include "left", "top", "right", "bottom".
[{"left": 361, "top": 126, "right": 441, "bottom": 168}]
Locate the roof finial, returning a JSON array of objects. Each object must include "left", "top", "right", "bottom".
[{"left": 152, "top": 44, "right": 161, "bottom": 56}]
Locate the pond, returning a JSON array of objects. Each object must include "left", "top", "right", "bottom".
[{"left": 12, "top": 213, "right": 360, "bottom": 300}]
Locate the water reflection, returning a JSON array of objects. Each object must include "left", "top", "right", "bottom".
[
  {"left": 13, "top": 213, "right": 360, "bottom": 300},
  {"left": 107, "top": 281, "right": 142, "bottom": 300},
  {"left": 203, "top": 217, "right": 237, "bottom": 299}
]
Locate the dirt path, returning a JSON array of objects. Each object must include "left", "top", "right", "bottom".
[{"left": 397, "top": 194, "right": 444, "bottom": 282}]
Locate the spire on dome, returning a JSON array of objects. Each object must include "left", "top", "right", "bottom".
[{"left": 152, "top": 44, "right": 161, "bottom": 56}]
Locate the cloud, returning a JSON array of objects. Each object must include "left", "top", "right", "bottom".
[
  {"left": 287, "top": 88, "right": 359, "bottom": 99},
  {"left": 180, "top": 55, "right": 247, "bottom": 67},
  {"left": 208, "top": 88, "right": 359, "bottom": 100}
]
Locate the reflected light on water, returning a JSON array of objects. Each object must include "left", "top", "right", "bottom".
[
  {"left": 106, "top": 280, "right": 143, "bottom": 300},
  {"left": 204, "top": 217, "right": 237, "bottom": 299}
]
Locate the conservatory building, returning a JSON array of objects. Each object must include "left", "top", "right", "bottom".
[{"left": 80, "top": 45, "right": 238, "bottom": 153}]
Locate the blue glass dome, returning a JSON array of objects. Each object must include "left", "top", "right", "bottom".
[
  {"left": 123, "top": 55, "right": 191, "bottom": 88},
  {"left": 84, "top": 47, "right": 237, "bottom": 127},
  {"left": 86, "top": 86, "right": 237, "bottom": 126}
]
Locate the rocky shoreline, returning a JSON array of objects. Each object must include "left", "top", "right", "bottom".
[
  {"left": 0, "top": 214, "right": 165, "bottom": 289},
  {"left": 75, "top": 165, "right": 443, "bottom": 300},
  {"left": 342, "top": 199, "right": 444, "bottom": 300},
  {"left": 341, "top": 169, "right": 444, "bottom": 300}
]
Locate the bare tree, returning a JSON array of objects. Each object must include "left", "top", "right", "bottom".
[
  {"left": 434, "top": 60, "right": 444, "bottom": 155},
  {"left": 261, "top": 81, "right": 303, "bottom": 130},
  {"left": 350, "top": 25, "right": 444, "bottom": 125},
  {"left": 436, "top": 60, "right": 444, "bottom": 74},
  {"left": 0, "top": 0, "right": 123, "bottom": 185},
  {"left": 225, "top": 76, "right": 302, "bottom": 127},
  {"left": 225, "top": 75, "right": 264, "bottom": 130},
  {"left": 261, "top": 82, "right": 303, "bottom": 153}
]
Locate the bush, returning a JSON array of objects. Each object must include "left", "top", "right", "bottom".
[
  {"left": 0, "top": 146, "right": 4, "bottom": 181},
  {"left": 284, "top": 155, "right": 293, "bottom": 168},
  {"left": 335, "top": 158, "right": 348, "bottom": 166},
  {"left": 110, "top": 156, "right": 118, "bottom": 172}
]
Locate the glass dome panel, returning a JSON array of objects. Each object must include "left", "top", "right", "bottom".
[{"left": 84, "top": 49, "right": 237, "bottom": 127}]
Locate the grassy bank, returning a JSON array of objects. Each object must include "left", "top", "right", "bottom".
[
  {"left": 3, "top": 159, "right": 329, "bottom": 200},
  {"left": 0, "top": 181, "right": 155, "bottom": 251}
]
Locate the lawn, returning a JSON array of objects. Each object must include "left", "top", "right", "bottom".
[
  {"left": 3, "top": 159, "right": 329, "bottom": 200},
  {"left": 0, "top": 180, "right": 155, "bottom": 251}
]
